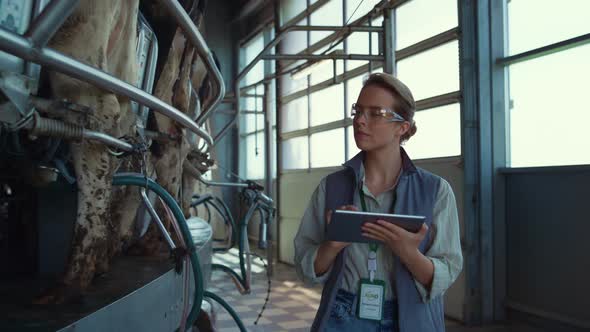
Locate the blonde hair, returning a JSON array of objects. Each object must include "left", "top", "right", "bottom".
[{"left": 363, "top": 73, "right": 417, "bottom": 142}]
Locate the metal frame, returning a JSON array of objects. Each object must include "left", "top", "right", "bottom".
[
  {"left": 235, "top": 0, "right": 392, "bottom": 96},
  {"left": 159, "top": 0, "right": 225, "bottom": 127},
  {"left": 383, "top": 6, "right": 395, "bottom": 74},
  {"left": 342, "top": 0, "right": 349, "bottom": 161},
  {"left": 273, "top": 0, "right": 284, "bottom": 268},
  {"left": 490, "top": 0, "right": 509, "bottom": 323},
  {"left": 278, "top": 0, "right": 405, "bottom": 71},
  {"left": 262, "top": 80, "right": 273, "bottom": 274},
  {"left": 0, "top": 0, "right": 225, "bottom": 154},
  {"left": 214, "top": 23, "right": 385, "bottom": 144},
  {"left": 459, "top": 0, "right": 487, "bottom": 324},
  {"left": 459, "top": 0, "right": 511, "bottom": 325},
  {"left": 497, "top": 32, "right": 590, "bottom": 66},
  {"left": 25, "top": 0, "right": 78, "bottom": 48},
  {"left": 261, "top": 53, "right": 382, "bottom": 61},
  {"left": 135, "top": 14, "right": 159, "bottom": 126},
  {"left": 396, "top": 27, "right": 459, "bottom": 61}
]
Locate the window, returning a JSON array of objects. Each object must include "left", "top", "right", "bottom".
[
  {"left": 311, "top": 129, "right": 345, "bottom": 168},
  {"left": 347, "top": 31, "right": 370, "bottom": 71},
  {"left": 281, "top": 18, "right": 308, "bottom": 57},
  {"left": 280, "top": 17, "right": 308, "bottom": 95},
  {"left": 505, "top": 1, "right": 590, "bottom": 167},
  {"left": 346, "top": 73, "right": 366, "bottom": 105},
  {"left": 243, "top": 34, "right": 264, "bottom": 86},
  {"left": 281, "top": 96, "right": 308, "bottom": 133},
  {"left": 347, "top": 125, "right": 360, "bottom": 158},
  {"left": 245, "top": 133, "right": 265, "bottom": 179},
  {"left": 403, "top": 103, "right": 461, "bottom": 160},
  {"left": 280, "top": 0, "right": 307, "bottom": 25},
  {"left": 310, "top": 0, "right": 343, "bottom": 45},
  {"left": 507, "top": 0, "right": 589, "bottom": 55},
  {"left": 310, "top": 83, "right": 344, "bottom": 127},
  {"left": 345, "top": 0, "right": 381, "bottom": 23},
  {"left": 278, "top": 0, "right": 461, "bottom": 174},
  {"left": 240, "top": 27, "right": 276, "bottom": 179},
  {"left": 396, "top": 40, "right": 460, "bottom": 101},
  {"left": 310, "top": 58, "right": 344, "bottom": 85},
  {"left": 395, "top": 0, "right": 458, "bottom": 50},
  {"left": 508, "top": 45, "right": 590, "bottom": 167},
  {"left": 241, "top": 88, "right": 264, "bottom": 135},
  {"left": 282, "top": 136, "right": 309, "bottom": 170}
]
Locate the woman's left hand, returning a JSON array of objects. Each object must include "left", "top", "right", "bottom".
[{"left": 361, "top": 220, "right": 428, "bottom": 264}]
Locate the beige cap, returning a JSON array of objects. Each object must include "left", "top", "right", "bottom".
[{"left": 363, "top": 72, "right": 416, "bottom": 112}]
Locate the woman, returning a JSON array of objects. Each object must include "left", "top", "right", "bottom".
[{"left": 294, "top": 72, "right": 463, "bottom": 332}]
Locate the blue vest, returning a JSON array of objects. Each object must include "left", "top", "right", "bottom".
[{"left": 311, "top": 148, "right": 445, "bottom": 332}]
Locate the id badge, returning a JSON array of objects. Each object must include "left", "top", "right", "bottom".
[{"left": 357, "top": 278, "right": 385, "bottom": 321}]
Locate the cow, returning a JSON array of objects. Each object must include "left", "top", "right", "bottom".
[
  {"left": 34, "top": 0, "right": 140, "bottom": 303},
  {"left": 135, "top": 0, "right": 210, "bottom": 255},
  {"left": 34, "top": 0, "right": 213, "bottom": 304}
]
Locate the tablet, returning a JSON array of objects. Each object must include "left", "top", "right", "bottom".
[{"left": 326, "top": 209, "right": 426, "bottom": 244}]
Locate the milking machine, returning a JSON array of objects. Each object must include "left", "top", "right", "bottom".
[
  {"left": 0, "top": 0, "right": 246, "bottom": 331},
  {"left": 184, "top": 160, "right": 276, "bottom": 325}
]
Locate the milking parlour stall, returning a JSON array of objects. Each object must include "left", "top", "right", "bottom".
[{"left": 0, "top": 0, "right": 267, "bottom": 331}]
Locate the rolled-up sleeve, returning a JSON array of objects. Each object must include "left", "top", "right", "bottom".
[
  {"left": 294, "top": 178, "right": 333, "bottom": 285},
  {"left": 415, "top": 179, "right": 463, "bottom": 302}
]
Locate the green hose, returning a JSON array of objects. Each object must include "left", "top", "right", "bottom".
[
  {"left": 204, "top": 291, "right": 247, "bottom": 332},
  {"left": 112, "top": 173, "right": 203, "bottom": 330},
  {"left": 210, "top": 211, "right": 250, "bottom": 291}
]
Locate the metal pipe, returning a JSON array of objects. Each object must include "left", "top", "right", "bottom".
[
  {"left": 263, "top": 81, "right": 272, "bottom": 208},
  {"left": 160, "top": 0, "right": 225, "bottom": 126},
  {"left": 83, "top": 130, "right": 134, "bottom": 152},
  {"left": 183, "top": 161, "right": 249, "bottom": 188},
  {"left": 26, "top": 114, "right": 135, "bottom": 152},
  {"left": 140, "top": 188, "right": 177, "bottom": 250},
  {"left": 0, "top": 28, "right": 214, "bottom": 148},
  {"left": 257, "top": 191, "right": 274, "bottom": 207},
  {"left": 25, "top": 0, "right": 81, "bottom": 48},
  {"left": 383, "top": 6, "right": 395, "bottom": 74},
  {"left": 260, "top": 54, "right": 383, "bottom": 61},
  {"left": 273, "top": 0, "right": 282, "bottom": 282},
  {"left": 279, "top": 25, "right": 382, "bottom": 32}
]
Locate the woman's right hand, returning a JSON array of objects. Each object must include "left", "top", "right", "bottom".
[
  {"left": 325, "top": 205, "right": 358, "bottom": 251},
  {"left": 314, "top": 205, "right": 358, "bottom": 276}
]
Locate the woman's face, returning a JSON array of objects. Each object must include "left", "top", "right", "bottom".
[{"left": 353, "top": 84, "right": 409, "bottom": 152}]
